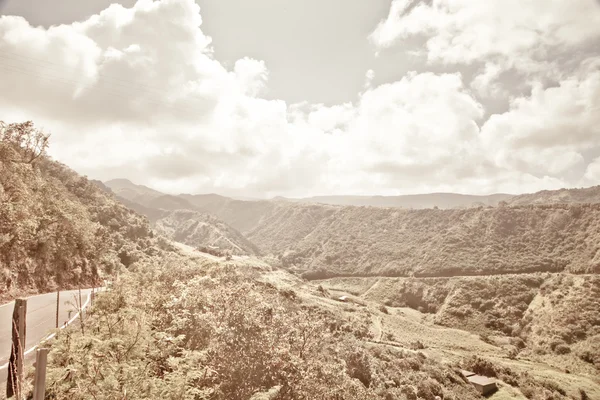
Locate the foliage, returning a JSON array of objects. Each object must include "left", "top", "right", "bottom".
[
  {"left": 244, "top": 204, "right": 600, "bottom": 277},
  {"left": 44, "top": 255, "right": 486, "bottom": 400},
  {"left": 153, "top": 209, "right": 260, "bottom": 256},
  {"left": 0, "top": 121, "right": 157, "bottom": 300}
]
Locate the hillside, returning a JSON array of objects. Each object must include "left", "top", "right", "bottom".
[
  {"left": 42, "top": 251, "right": 598, "bottom": 400},
  {"left": 100, "top": 189, "right": 260, "bottom": 255},
  {"left": 320, "top": 273, "right": 600, "bottom": 375},
  {"left": 507, "top": 186, "right": 600, "bottom": 206},
  {"left": 103, "top": 179, "right": 600, "bottom": 280},
  {"left": 104, "top": 178, "right": 165, "bottom": 203},
  {"left": 182, "top": 194, "right": 280, "bottom": 233},
  {"left": 294, "top": 192, "right": 513, "bottom": 209},
  {"left": 153, "top": 209, "right": 260, "bottom": 255},
  {"left": 0, "top": 122, "right": 163, "bottom": 301},
  {"left": 250, "top": 203, "right": 600, "bottom": 278},
  {"left": 104, "top": 180, "right": 280, "bottom": 234},
  {"left": 4, "top": 124, "right": 599, "bottom": 399}
]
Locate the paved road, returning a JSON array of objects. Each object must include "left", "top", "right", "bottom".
[{"left": 0, "top": 288, "right": 95, "bottom": 389}]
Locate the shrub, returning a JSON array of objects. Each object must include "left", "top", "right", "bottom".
[
  {"left": 578, "top": 350, "right": 598, "bottom": 365},
  {"left": 411, "top": 340, "right": 426, "bottom": 350},
  {"left": 416, "top": 378, "right": 443, "bottom": 400},
  {"left": 345, "top": 349, "right": 373, "bottom": 388},
  {"left": 554, "top": 343, "right": 571, "bottom": 355}
]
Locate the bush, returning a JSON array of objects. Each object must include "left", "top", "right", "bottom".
[
  {"left": 554, "top": 343, "right": 571, "bottom": 355},
  {"left": 416, "top": 378, "right": 443, "bottom": 400},
  {"left": 411, "top": 340, "right": 426, "bottom": 350},
  {"left": 345, "top": 349, "right": 373, "bottom": 388}
]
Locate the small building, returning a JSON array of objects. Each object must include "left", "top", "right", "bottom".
[
  {"left": 467, "top": 375, "right": 497, "bottom": 395},
  {"left": 460, "top": 370, "right": 476, "bottom": 378}
]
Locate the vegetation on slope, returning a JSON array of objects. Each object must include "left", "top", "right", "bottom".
[
  {"left": 153, "top": 209, "right": 260, "bottom": 255},
  {"left": 255, "top": 204, "right": 600, "bottom": 278},
  {"left": 105, "top": 179, "right": 280, "bottom": 234},
  {"left": 322, "top": 273, "right": 600, "bottom": 375},
  {"left": 507, "top": 186, "right": 600, "bottom": 206},
  {"left": 42, "top": 252, "right": 581, "bottom": 400},
  {"left": 0, "top": 121, "right": 161, "bottom": 301},
  {"left": 295, "top": 192, "right": 513, "bottom": 209},
  {"left": 103, "top": 189, "right": 261, "bottom": 256}
]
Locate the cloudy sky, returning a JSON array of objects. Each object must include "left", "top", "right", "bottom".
[{"left": 1, "top": 0, "right": 599, "bottom": 198}]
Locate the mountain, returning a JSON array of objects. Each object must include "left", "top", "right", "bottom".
[
  {"left": 507, "top": 185, "right": 600, "bottom": 206},
  {"left": 7, "top": 126, "right": 598, "bottom": 399},
  {"left": 153, "top": 209, "right": 260, "bottom": 255},
  {"left": 102, "top": 182, "right": 259, "bottom": 255},
  {"left": 104, "top": 180, "right": 600, "bottom": 278},
  {"left": 293, "top": 192, "right": 514, "bottom": 209},
  {"left": 249, "top": 203, "right": 600, "bottom": 279},
  {"left": 104, "top": 178, "right": 165, "bottom": 203},
  {"left": 0, "top": 122, "right": 161, "bottom": 301},
  {"left": 145, "top": 194, "right": 199, "bottom": 211},
  {"left": 104, "top": 180, "right": 281, "bottom": 234}
]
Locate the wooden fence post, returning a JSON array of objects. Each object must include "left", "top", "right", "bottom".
[
  {"left": 55, "top": 290, "right": 60, "bottom": 328},
  {"left": 6, "top": 298, "right": 27, "bottom": 400},
  {"left": 78, "top": 286, "right": 85, "bottom": 335},
  {"left": 32, "top": 348, "right": 49, "bottom": 400}
]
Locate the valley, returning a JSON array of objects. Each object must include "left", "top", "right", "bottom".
[
  {"left": 1, "top": 124, "right": 598, "bottom": 399},
  {"left": 100, "top": 178, "right": 600, "bottom": 398},
  {"left": 2, "top": 0, "right": 600, "bottom": 398}
]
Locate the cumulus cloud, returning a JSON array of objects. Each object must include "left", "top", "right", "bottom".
[
  {"left": 481, "top": 66, "right": 600, "bottom": 180},
  {"left": 470, "top": 63, "right": 505, "bottom": 98},
  {"left": 364, "top": 69, "right": 375, "bottom": 89},
  {"left": 584, "top": 157, "right": 600, "bottom": 182},
  {"left": 370, "top": 0, "right": 600, "bottom": 96},
  {"left": 370, "top": 0, "right": 600, "bottom": 64},
  {"left": 0, "top": 0, "right": 598, "bottom": 197}
]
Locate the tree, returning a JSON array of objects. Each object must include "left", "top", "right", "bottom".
[{"left": 0, "top": 121, "right": 50, "bottom": 164}]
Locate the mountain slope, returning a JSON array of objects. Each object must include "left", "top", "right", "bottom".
[
  {"left": 295, "top": 192, "right": 514, "bottom": 209},
  {"left": 154, "top": 209, "right": 260, "bottom": 255},
  {"left": 250, "top": 203, "right": 600, "bottom": 278},
  {"left": 321, "top": 273, "right": 600, "bottom": 375},
  {"left": 178, "top": 194, "right": 279, "bottom": 233},
  {"left": 104, "top": 180, "right": 279, "bottom": 234},
  {"left": 104, "top": 178, "right": 165, "bottom": 203},
  {"left": 507, "top": 185, "right": 600, "bottom": 206},
  {"left": 103, "top": 190, "right": 260, "bottom": 255},
  {"left": 1, "top": 122, "right": 160, "bottom": 301}
]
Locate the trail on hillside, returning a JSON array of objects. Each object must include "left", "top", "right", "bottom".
[{"left": 372, "top": 315, "right": 383, "bottom": 342}]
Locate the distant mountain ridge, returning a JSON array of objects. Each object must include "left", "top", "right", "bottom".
[
  {"left": 154, "top": 209, "right": 260, "bottom": 255},
  {"left": 104, "top": 179, "right": 600, "bottom": 278},
  {"left": 292, "top": 192, "right": 513, "bottom": 209},
  {"left": 104, "top": 179, "right": 259, "bottom": 255},
  {"left": 507, "top": 185, "right": 600, "bottom": 206}
]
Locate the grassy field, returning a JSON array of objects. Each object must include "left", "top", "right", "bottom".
[{"left": 314, "top": 273, "right": 600, "bottom": 399}]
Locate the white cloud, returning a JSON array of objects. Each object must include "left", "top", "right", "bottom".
[
  {"left": 364, "top": 69, "right": 375, "bottom": 89},
  {"left": 371, "top": 0, "right": 600, "bottom": 65},
  {"left": 584, "top": 157, "right": 600, "bottom": 183},
  {"left": 370, "top": 0, "right": 600, "bottom": 98},
  {"left": 481, "top": 66, "right": 600, "bottom": 179},
  {"left": 0, "top": 0, "right": 597, "bottom": 197},
  {"left": 471, "top": 63, "right": 505, "bottom": 98}
]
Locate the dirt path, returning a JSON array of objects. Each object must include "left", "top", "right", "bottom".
[
  {"left": 361, "top": 278, "right": 382, "bottom": 298},
  {"left": 172, "top": 241, "right": 222, "bottom": 261},
  {"left": 372, "top": 315, "right": 383, "bottom": 341}
]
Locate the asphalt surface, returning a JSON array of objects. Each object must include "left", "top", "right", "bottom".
[{"left": 0, "top": 288, "right": 95, "bottom": 391}]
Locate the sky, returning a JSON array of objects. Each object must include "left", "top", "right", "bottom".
[{"left": 0, "top": 0, "right": 599, "bottom": 198}]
